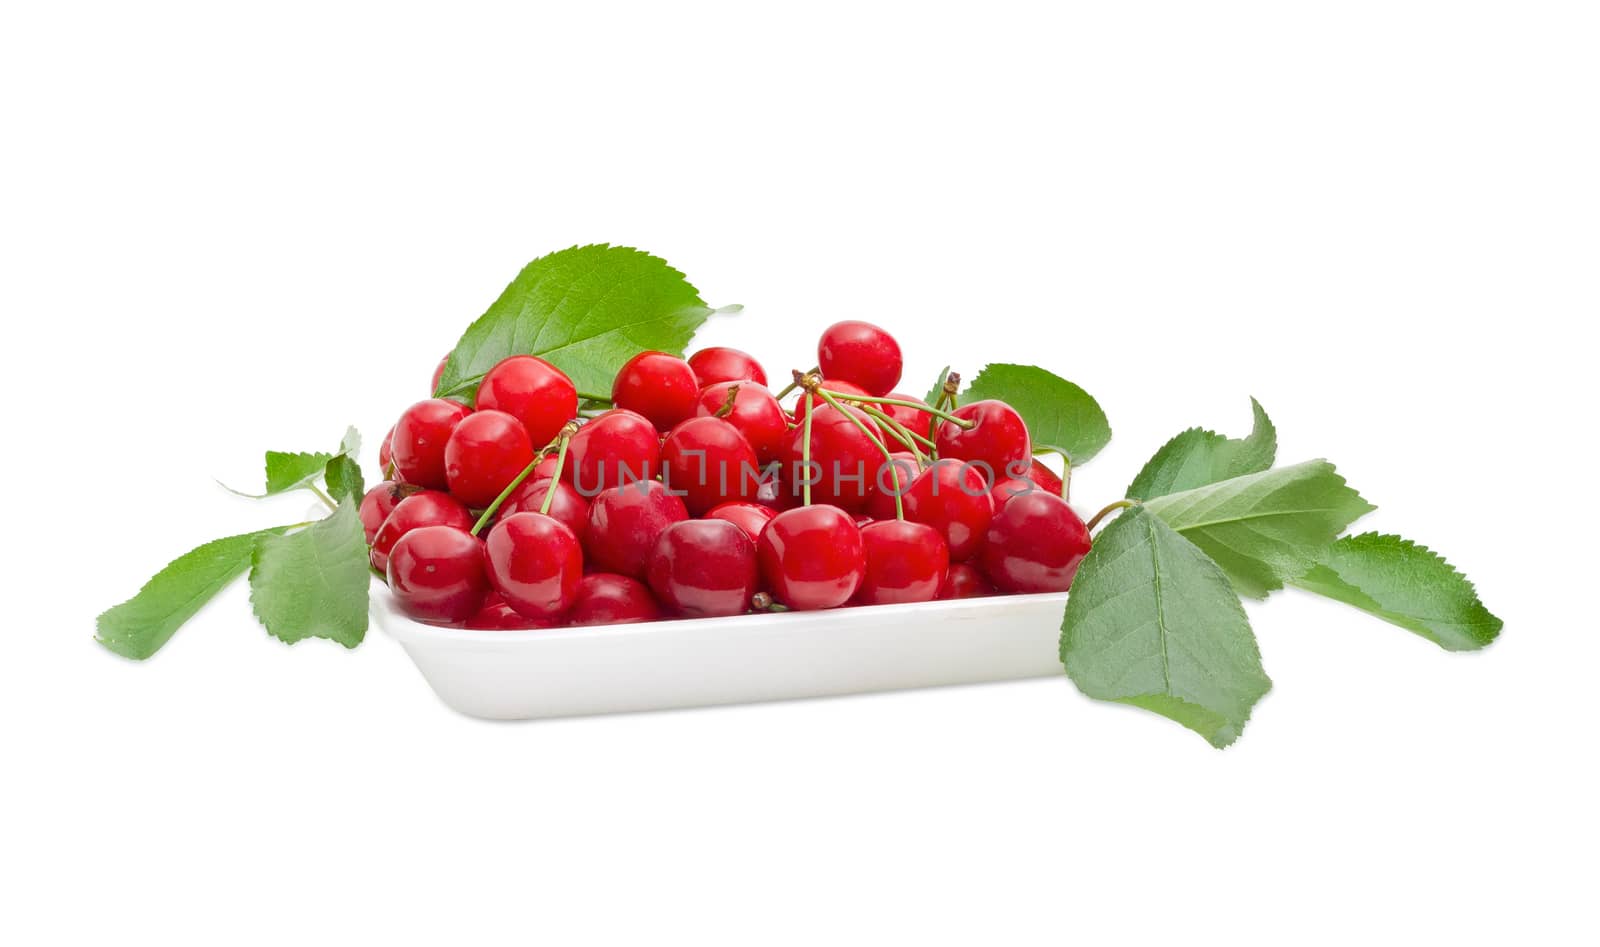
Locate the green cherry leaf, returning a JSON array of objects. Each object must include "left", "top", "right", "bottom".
[
  {"left": 1142, "top": 460, "right": 1376, "bottom": 599},
  {"left": 248, "top": 503, "right": 370, "bottom": 648},
  {"left": 1127, "top": 398, "right": 1277, "bottom": 501},
  {"left": 96, "top": 526, "right": 295, "bottom": 660},
  {"left": 323, "top": 427, "right": 365, "bottom": 504},
  {"left": 1060, "top": 505, "right": 1272, "bottom": 749},
  {"left": 1292, "top": 533, "right": 1503, "bottom": 651},
  {"left": 922, "top": 365, "right": 952, "bottom": 407},
  {"left": 434, "top": 244, "right": 714, "bottom": 402},
  {"left": 957, "top": 363, "right": 1112, "bottom": 465}
]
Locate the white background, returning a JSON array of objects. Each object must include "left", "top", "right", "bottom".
[{"left": 4, "top": 2, "right": 1597, "bottom": 944}]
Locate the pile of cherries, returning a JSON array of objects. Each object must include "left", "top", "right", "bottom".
[{"left": 363, "top": 320, "right": 1093, "bottom": 629}]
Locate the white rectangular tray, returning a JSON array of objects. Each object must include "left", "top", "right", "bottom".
[{"left": 373, "top": 589, "right": 1070, "bottom": 720}]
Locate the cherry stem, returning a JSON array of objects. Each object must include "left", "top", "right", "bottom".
[
  {"left": 468, "top": 422, "right": 576, "bottom": 536},
  {"left": 576, "top": 392, "right": 612, "bottom": 405},
  {"left": 1035, "top": 447, "right": 1074, "bottom": 501},
  {"left": 1086, "top": 499, "right": 1138, "bottom": 533},
  {"left": 801, "top": 390, "right": 815, "bottom": 507},
  {"left": 856, "top": 404, "right": 929, "bottom": 463},
  {"left": 775, "top": 367, "right": 818, "bottom": 401},
  {"left": 837, "top": 394, "right": 974, "bottom": 429},
  {"left": 713, "top": 383, "right": 741, "bottom": 419},
  {"left": 539, "top": 426, "right": 578, "bottom": 516},
  {"left": 309, "top": 485, "right": 338, "bottom": 512},
  {"left": 815, "top": 387, "right": 903, "bottom": 520},
  {"left": 751, "top": 592, "right": 788, "bottom": 613}
]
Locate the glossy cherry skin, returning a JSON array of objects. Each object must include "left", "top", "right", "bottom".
[
  {"left": 378, "top": 424, "right": 396, "bottom": 473},
  {"left": 370, "top": 490, "right": 474, "bottom": 573},
  {"left": 989, "top": 475, "right": 1039, "bottom": 511},
  {"left": 583, "top": 480, "right": 690, "bottom": 579},
  {"left": 938, "top": 562, "right": 996, "bottom": 600},
  {"left": 386, "top": 525, "right": 490, "bottom": 625},
  {"left": 780, "top": 401, "right": 883, "bottom": 513},
  {"left": 484, "top": 512, "right": 583, "bottom": 619},
  {"left": 705, "top": 501, "right": 776, "bottom": 544},
  {"left": 789, "top": 378, "right": 871, "bottom": 426},
  {"left": 568, "top": 573, "right": 661, "bottom": 626},
  {"left": 392, "top": 398, "right": 473, "bottom": 489},
  {"left": 611, "top": 351, "right": 699, "bottom": 433},
  {"left": 660, "top": 416, "right": 761, "bottom": 515},
  {"left": 564, "top": 409, "right": 661, "bottom": 495},
  {"left": 933, "top": 400, "right": 1031, "bottom": 486},
  {"left": 817, "top": 320, "right": 903, "bottom": 396},
  {"left": 431, "top": 356, "right": 449, "bottom": 394},
  {"left": 756, "top": 505, "right": 865, "bottom": 610},
  {"left": 980, "top": 491, "right": 1092, "bottom": 593},
  {"left": 688, "top": 347, "right": 767, "bottom": 387},
  {"left": 694, "top": 382, "right": 787, "bottom": 463},
  {"left": 497, "top": 477, "right": 590, "bottom": 543},
  {"left": 647, "top": 520, "right": 759, "bottom": 618},
  {"left": 754, "top": 470, "right": 799, "bottom": 513},
  {"left": 465, "top": 594, "right": 559, "bottom": 630},
  {"left": 864, "top": 451, "right": 921, "bottom": 521},
  {"left": 902, "top": 459, "right": 995, "bottom": 562},
  {"left": 1027, "top": 458, "right": 1064, "bottom": 496},
  {"left": 878, "top": 393, "right": 933, "bottom": 438},
  {"left": 358, "top": 481, "right": 420, "bottom": 544},
  {"left": 477, "top": 355, "right": 578, "bottom": 447},
  {"left": 856, "top": 520, "right": 948, "bottom": 605},
  {"left": 444, "top": 409, "right": 536, "bottom": 508}
]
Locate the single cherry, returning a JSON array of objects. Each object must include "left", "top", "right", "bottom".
[
  {"left": 476, "top": 355, "right": 578, "bottom": 447},
  {"left": 444, "top": 409, "right": 536, "bottom": 508},
  {"left": 391, "top": 398, "right": 473, "bottom": 489},
  {"left": 484, "top": 512, "right": 583, "bottom": 619},
  {"left": 431, "top": 355, "right": 449, "bottom": 394},
  {"left": 465, "top": 594, "right": 559, "bottom": 631},
  {"left": 497, "top": 477, "right": 590, "bottom": 543},
  {"left": 563, "top": 409, "right": 661, "bottom": 495},
  {"left": 378, "top": 424, "right": 396, "bottom": 473},
  {"left": 989, "top": 475, "right": 1039, "bottom": 511},
  {"left": 358, "top": 480, "right": 419, "bottom": 544},
  {"left": 1027, "top": 458, "right": 1064, "bottom": 497},
  {"left": 817, "top": 320, "right": 903, "bottom": 396},
  {"left": 688, "top": 347, "right": 768, "bottom": 387},
  {"left": 370, "top": 490, "right": 474, "bottom": 573},
  {"left": 902, "top": 458, "right": 994, "bottom": 562},
  {"left": 567, "top": 573, "right": 662, "bottom": 626},
  {"left": 980, "top": 491, "right": 1092, "bottom": 594},
  {"left": 780, "top": 401, "right": 884, "bottom": 513},
  {"left": 611, "top": 351, "right": 699, "bottom": 432},
  {"left": 647, "top": 520, "right": 759, "bottom": 618},
  {"left": 705, "top": 501, "right": 776, "bottom": 543},
  {"left": 933, "top": 400, "right": 1031, "bottom": 486},
  {"left": 856, "top": 520, "right": 949, "bottom": 605},
  {"left": 386, "top": 525, "right": 490, "bottom": 625},
  {"left": 583, "top": 480, "right": 689, "bottom": 578},
  {"left": 756, "top": 505, "right": 865, "bottom": 610},
  {"left": 694, "top": 381, "right": 787, "bottom": 463},
  {"left": 661, "top": 416, "right": 761, "bottom": 515},
  {"left": 789, "top": 378, "right": 872, "bottom": 426},
  {"left": 938, "top": 562, "right": 996, "bottom": 600},
  {"left": 863, "top": 451, "right": 921, "bottom": 521}
]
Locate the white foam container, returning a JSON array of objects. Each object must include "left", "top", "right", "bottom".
[{"left": 373, "top": 589, "right": 1069, "bottom": 720}]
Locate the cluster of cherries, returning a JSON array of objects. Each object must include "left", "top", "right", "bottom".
[{"left": 362, "top": 320, "right": 1093, "bottom": 629}]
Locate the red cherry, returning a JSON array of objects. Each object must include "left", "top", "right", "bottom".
[
  {"left": 1027, "top": 458, "right": 1064, "bottom": 497},
  {"left": 688, "top": 347, "right": 767, "bottom": 387},
  {"left": 484, "top": 512, "right": 583, "bottom": 619},
  {"left": 780, "top": 401, "right": 884, "bottom": 513},
  {"left": 756, "top": 505, "right": 865, "bottom": 610},
  {"left": 568, "top": 573, "right": 661, "bottom": 626},
  {"left": 789, "top": 378, "right": 871, "bottom": 425},
  {"left": 877, "top": 393, "right": 933, "bottom": 437},
  {"left": 902, "top": 459, "right": 995, "bottom": 562},
  {"left": 611, "top": 351, "right": 699, "bottom": 432},
  {"left": 694, "top": 381, "right": 788, "bottom": 463},
  {"left": 370, "top": 490, "right": 473, "bottom": 573},
  {"left": 431, "top": 355, "right": 449, "bottom": 394},
  {"left": 477, "top": 355, "right": 578, "bottom": 447},
  {"left": 378, "top": 425, "right": 396, "bottom": 472},
  {"left": 980, "top": 491, "right": 1091, "bottom": 593},
  {"left": 817, "top": 320, "right": 903, "bottom": 396},
  {"left": 754, "top": 472, "right": 798, "bottom": 513},
  {"left": 864, "top": 451, "right": 921, "bottom": 521},
  {"left": 938, "top": 562, "right": 996, "bottom": 600},
  {"left": 497, "top": 477, "right": 590, "bottom": 543},
  {"left": 392, "top": 399, "right": 472, "bottom": 489},
  {"left": 647, "top": 520, "right": 759, "bottom": 618},
  {"left": 444, "top": 410, "right": 536, "bottom": 508},
  {"left": 661, "top": 416, "right": 761, "bottom": 515},
  {"left": 564, "top": 409, "right": 661, "bottom": 495},
  {"left": 705, "top": 502, "right": 776, "bottom": 543},
  {"left": 465, "top": 594, "right": 559, "bottom": 630},
  {"left": 856, "top": 520, "right": 949, "bottom": 605},
  {"left": 989, "top": 475, "right": 1040, "bottom": 511},
  {"left": 583, "top": 480, "right": 689, "bottom": 578},
  {"left": 387, "top": 525, "right": 490, "bottom": 624},
  {"left": 358, "top": 481, "right": 419, "bottom": 544},
  {"left": 933, "top": 400, "right": 1031, "bottom": 485}
]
